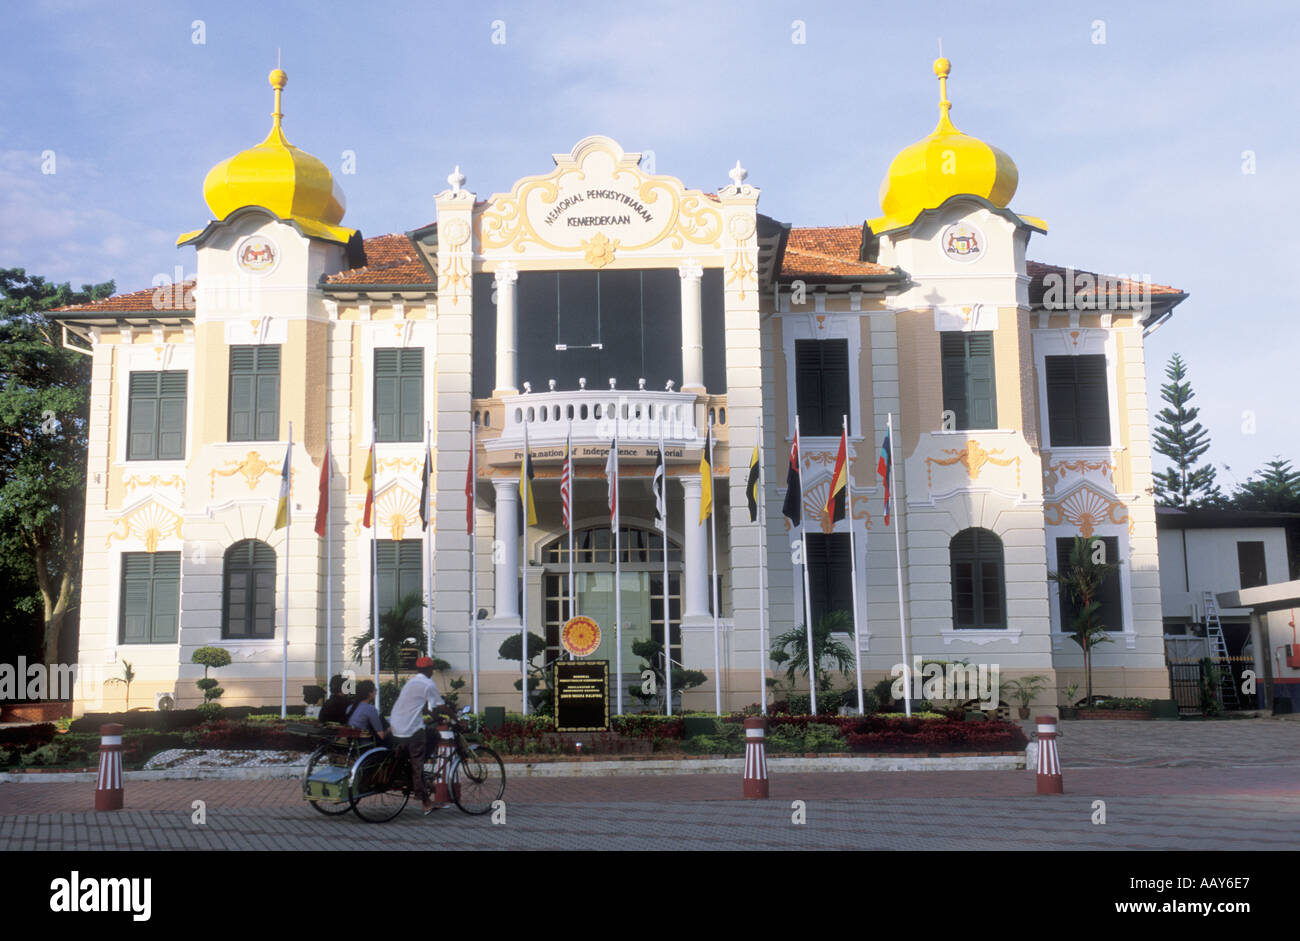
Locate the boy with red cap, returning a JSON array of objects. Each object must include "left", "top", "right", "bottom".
[{"left": 389, "top": 656, "right": 446, "bottom": 815}]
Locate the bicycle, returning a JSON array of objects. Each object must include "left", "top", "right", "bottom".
[{"left": 421, "top": 706, "right": 506, "bottom": 817}]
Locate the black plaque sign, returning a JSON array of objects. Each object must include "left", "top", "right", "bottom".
[{"left": 554, "top": 660, "right": 610, "bottom": 732}]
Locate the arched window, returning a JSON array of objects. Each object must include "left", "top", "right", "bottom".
[
  {"left": 950, "top": 528, "right": 1006, "bottom": 629},
  {"left": 223, "top": 540, "right": 276, "bottom": 639}
]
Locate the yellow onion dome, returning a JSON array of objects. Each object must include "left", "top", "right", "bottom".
[
  {"left": 201, "top": 69, "right": 347, "bottom": 228},
  {"left": 871, "top": 58, "right": 1020, "bottom": 234}
]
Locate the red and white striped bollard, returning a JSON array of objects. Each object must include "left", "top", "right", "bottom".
[
  {"left": 1035, "top": 715, "right": 1063, "bottom": 795},
  {"left": 94, "top": 723, "right": 125, "bottom": 811},
  {"left": 743, "top": 717, "right": 769, "bottom": 799}
]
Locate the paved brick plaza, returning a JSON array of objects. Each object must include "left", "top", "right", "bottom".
[{"left": 2, "top": 720, "right": 1297, "bottom": 850}]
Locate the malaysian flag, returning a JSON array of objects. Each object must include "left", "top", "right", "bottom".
[
  {"left": 605, "top": 438, "right": 618, "bottom": 531},
  {"left": 560, "top": 431, "right": 573, "bottom": 532}
]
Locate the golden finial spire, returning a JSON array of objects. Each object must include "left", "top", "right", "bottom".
[
  {"left": 268, "top": 66, "right": 288, "bottom": 135},
  {"left": 934, "top": 54, "right": 952, "bottom": 118}
]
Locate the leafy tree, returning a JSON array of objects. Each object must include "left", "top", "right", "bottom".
[
  {"left": 349, "top": 592, "right": 428, "bottom": 682},
  {"left": 1152, "top": 354, "right": 1222, "bottom": 507},
  {"left": 1231, "top": 458, "right": 1300, "bottom": 514},
  {"left": 627, "top": 637, "right": 706, "bottom": 712},
  {"left": 497, "top": 631, "right": 555, "bottom": 714},
  {"left": 1048, "top": 536, "right": 1118, "bottom": 705},
  {"left": 191, "top": 646, "right": 232, "bottom": 703},
  {"left": 0, "top": 269, "right": 114, "bottom": 665},
  {"left": 769, "top": 609, "right": 856, "bottom": 697}
]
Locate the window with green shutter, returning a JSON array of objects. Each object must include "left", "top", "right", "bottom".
[
  {"left": 119, "top": 552, "right": 180, "bottom": 644},
  {"left": 1045, "top": 354, "right": 1110, "bottom": 446},
  {"left": 794, "top": 339, "right": 850, "bottom": 437},
  {"left": 374, "top": 540, "right": 425, "bottom": 620},
  {"left": 941, "top": 332, "right": 997, "bottom": 430},
  {"left": 228, "top": 346, "right": 281, "bottom": 441},
  {"left": 1055, "top": 536, "right": 1123, "bottom": 632},
  {"left": 375, "top": 349, "right": 424, "bottom": 442},
  {"left": 805, "top": 533, "right": 853, "bottom": 626},
  {"left": 127, "top": 371, "right": 187, "bottom": 460},
  {"left": 950, "top": 529, "right": 1006, "bottom": 629},
  {"left": 223, "top": 540, "right": 277, "bottom": 639}
]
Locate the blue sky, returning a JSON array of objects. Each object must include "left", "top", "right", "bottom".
[{"left": 3, "top": 0, "right": 1296, "bottom": 483}]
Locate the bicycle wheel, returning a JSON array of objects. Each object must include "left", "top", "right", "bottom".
[
  {"left": 350, "top": 748, "right": 410, "bottom": 823},
  {"left": 304, "top": 744, "right": 352, "bottom": 816},
  {"left": 451, "top": 743, "right": 505, "bottom": 815}
]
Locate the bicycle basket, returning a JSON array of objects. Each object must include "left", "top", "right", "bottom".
[{"left": 303, "top": 764, "right": 352, "bottom": 802}]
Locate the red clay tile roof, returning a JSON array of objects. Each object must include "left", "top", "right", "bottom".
[
  {"left": 325, "top": 233, "right": 433, "bottom": 286},
  {"left": 1026, "top": 260, "right": 1183, "bottom": 306},
  {"left": 780, "top": 225, "right": 893, "bottom": 279},
  {"left": 51, "top": 281, "right": 195, "bottom": 314}
]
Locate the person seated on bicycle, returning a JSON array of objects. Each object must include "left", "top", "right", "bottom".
[
  {"left": 388, "top": 656, "right": 445, "bottom": 815},
  {"left": 319, "top": 674, "right": 352, "bottom": 725},
  {"left": 345, "top": 680, "right": 388, "bottom": 744}
]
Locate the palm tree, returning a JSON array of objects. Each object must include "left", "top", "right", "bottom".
[
  {"left": 1048, "top": 536, "right": 1118, "bottom": 705},
  {"left": 105, "top": 659, "right": 135, "bottom": 709},
  {"left": 350, "top": 592, "right": 428, "bottom": 682},
  {"left": 769, "top": 609, "right": 856, "bottom": 695}
]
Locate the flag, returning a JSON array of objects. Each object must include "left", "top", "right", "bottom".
[
  {"left": 604, "top": 439, "right": 618, "bottom": 531},
  {"left": 746, "top": 444, "right": 760, "bottom": 522},
  {"left": 362, "top": 443, "right": 375, "bottom": 528},
  {"left": 824, "top": 426, "right": 848, "bottom": 523},
  {"left": 878, "top": 428, "right": 893, "bottom": 526},
  {"left": 273, "top": 447, "right": 291, "bottom": 529},
  {"left": 698, "top": 427, "right": 713, "bottom": 524},
  {"left": 464, "top": 448, "right": 474, "bottom": 535},
  {"left": 560, "top": 433, "right": 573, "bottom": 532},
  {"left": 781, "top": 430, "right": 801, "bottom": 526},
  {"left": 313, "top": 441, "right": 330, "bottom": 538},
  {"left": 519, "top": 449, "right": 537, "bottom": 527},
  {"left": 653, "top": 444, "right": 667, "bottom": 533},
  {"left": 419, "top": 446, "right": 432, "bottom": 531}
]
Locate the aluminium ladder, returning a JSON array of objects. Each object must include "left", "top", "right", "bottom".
[{"left": 1202, "top": 590, "right": 1239, "bottom": 709}]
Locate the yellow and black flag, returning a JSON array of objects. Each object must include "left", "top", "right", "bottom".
[
  {"left": 698, "top": 426, "right": 713, "bottom": 524},
  {"left": 746, "top": 444, "right": 761, "bottom": 522},
  {"left": 519, "top": 448, "right": 537, "bottom": 527},
  {"left": 824, "top": 424, "right": 849, "bottom": 523}
]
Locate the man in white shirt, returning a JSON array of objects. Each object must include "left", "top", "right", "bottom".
[{"left": 389, "top": 656, "right": 446, "bottom": 815}]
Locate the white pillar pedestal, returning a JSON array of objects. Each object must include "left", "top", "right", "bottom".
[
  {"left": 492, "top": 479, "right": 520, "bottom": 623},
  {"left": 493, "top": 263, "right": 518, "bottom": 397},
  {"left": 681, "top": 475, "right": 710, "bottom": 621},
  {"left": 679, "top": 260, "right": 704, "bottom": 393}
]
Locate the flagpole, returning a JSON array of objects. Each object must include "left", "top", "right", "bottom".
[
  {"left": 324, "top": 423, "right": 333, "bottom": 690},
  {"left": 470, "top": 419, "right": 479, "bottom": 714},
  {"left": 567, "top": 420, "right": 575, "bottom": 626},
  {"left": 424, "top": 420, "right": 433, "bottom": 657},
  {"left": 756, "top": 429, "right": 770, "bottom": 716},
  {"left": 281, "top": 422, "right": 291, "bottom": 719},
  {"left": 613, "top": 432, "right": 623, "bottom": 716},
  {"left": 521, "top": 415, "right": 530, "bottom": 716},
  {"left": 844, "top": 414, "right": 864, "bottom": 715},
  {"left": 371, "top": 421, "right": 380, "bottom": 712},
  {"left": 707, "top": 414, "right": 722, "bottom": 716},
  {"left": 888, "top": 412, "right": 911, "bottom": 718},
  {"left": 659, "top": 425, "right": 673, "bottom": 716},
  {"left": 795, "top": 417, "right": 817, "bottom": 716}
]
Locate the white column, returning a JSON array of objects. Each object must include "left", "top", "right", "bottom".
[
  {"left": 493, "top": 479, "right": 520, "bottom": 620},
  {"left": 493, "top": 263, "right": 518, "bottom": 396},
  {"left": 679, "top": 259, "right": 704, "bottom": 393},
  {"left": 681, "top": 475, "right": 710, "bottom": 620}
]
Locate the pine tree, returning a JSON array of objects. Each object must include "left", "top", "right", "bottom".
[
  {"left": 1232, "top": 459, "right": 1300, "bottom": 514},
  {"left": 1151, "top": 353, "right": 1222, "bottom": 507}
]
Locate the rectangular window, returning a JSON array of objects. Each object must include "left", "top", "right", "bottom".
[
  {"left": 805, "top": 533, "right": 853, "bottom": 627},
  {"left": 228, "top": 345, "right": 281, "bottom": 441},
  {"left": 120, "top": 552, "right": 180, "bottom": 644},
  {"left": 1055, "top": 536, "right": 1123, "bottom": 633},
  {"left": 1045, "top": 354, "right": 1110, "bottom": 446},
  {"left": 941, "top": 332, "right": 997, "bottom": 430},
  {"left": 374, "top": 349, "right": 423, "bottom": 442},
  {"left": 375, "top": 540, "right": 424, "bottom": 620},
  {"left": 127, "top": 371, "right": 187, "bottom": 460},
  {"left": 795, "top": 339, "right": 850, "bottom": 437},
  {"left": 1237, "top": 541, "right": 1268, "bottom": 589}
]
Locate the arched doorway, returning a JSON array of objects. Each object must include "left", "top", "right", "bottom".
[{"left": 541, "top": 526, "right": 682, "bottom": 674}]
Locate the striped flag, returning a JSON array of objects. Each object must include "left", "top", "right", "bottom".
[
  {"left": 605, "top": 439, "right": 618, "bottom": 531},
  {"left": 362, "top": 442, "right": 375, "bottom": 528},
  {"left": 419, "top": 445, "right": 432, "bottom": 532},
  {"left": 781, "top": 430, "right": 801, "bottom": 526},
  {"left": 698, "top": 426, "right": 713, "bottom": 524},
  {"left": 313, "top": 440, "right": 330, "bottom": 538},
  {"left": 653, "top": 442, "right": 667, "bottom": 533},
  {"left": 878, "top": 428, "right": 893, "bottom": 526},
  {"left": 824, "top": 424, "right": 848, "bottom": 523},
  {"left": 273, "top": 447, "right": 291, "bottom": 529},
  {"left": 560, "top": 432, "right": 573, "bottom": 532},
  {"left": 746, "top": 444, "right": 760, "bottom": 522},
  {"left": 465, "top": 433, "right": 475, "bottom": 535}
]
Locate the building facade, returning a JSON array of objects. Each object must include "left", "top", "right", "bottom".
[{"left": 55, "top": 60, "right": 1187, "bottom": 714}]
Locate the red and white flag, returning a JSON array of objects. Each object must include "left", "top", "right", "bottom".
[
  {"left": 314, "top": 440, "right": 331, "bottom": 538},
  {"left": 604, "top": 438, "right": 618, "bottom": 531},
  {"left": 560, "top": 431, "right": 573, "bottom": 532}
]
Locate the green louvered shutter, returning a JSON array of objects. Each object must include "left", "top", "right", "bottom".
[
  {"left": 1074, "top": 355, "right": 1110, "bottom": 445},
  {"left": 375, "top": 349, "right": 423, "bottom": 442},
  {"left": 157, "top": 372, "right": 187, "bottom": 459},
  {"left": 1045, "top": 355, "right": 1109, "bottom": 446},
  {"left": 127, "top": 373, "right": 159, "bottom": 459},
  {"left": 121, "top": 552, "right": 181, "bottom": 643},
  {"left": 794, "top": 340, "right": 849, "bottom": 437},
  {"left": 941, "top": 333, "right": 997, "bottom": 430},
  {"left": 150, "top": 553, "right": 180, "bottom": 642},
  {"left": 399, "top": 349, "right": 424, "bottom": 442},
  {"left": 229, "top": 346, "right": 280, "bottom": 442},
  {"left": 375, "top": 350, "right": 400, "bottom": 442},
  {"left": 941, "top": 333, "right": 970, "bottom": 429},
  {"left": 224, "top": 541, "right": 276, "bottom": 639},
  {"left": 375, "top": 540, "right": 424, "bottom": 619}
]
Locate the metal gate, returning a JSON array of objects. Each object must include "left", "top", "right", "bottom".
[{"left": 1167, "top": 658, "right": 1203, "bottom": 715}]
